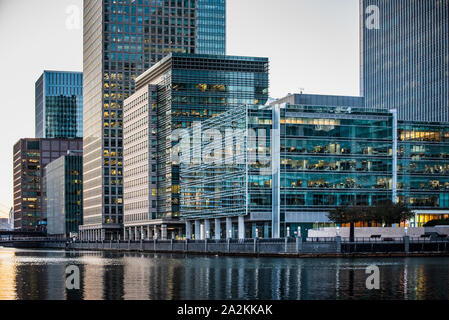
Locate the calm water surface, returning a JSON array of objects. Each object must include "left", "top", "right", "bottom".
[{"left": 0, "top": 247, "right": 448, "bottom": 300}]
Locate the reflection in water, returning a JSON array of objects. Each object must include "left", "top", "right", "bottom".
[
  {"left": 0, "top": 247, "right": 449, "bottom": 300},
  {"left": 0, "top": 250, "right": 17, "bottom": 300}
]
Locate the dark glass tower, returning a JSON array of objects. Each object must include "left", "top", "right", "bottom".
[
  {"left": 35, "top": 71, "right": 83, "bottom": 138},
  {"left": 360, "top": 0, "right": 449, "bottom": 122},
  {"left": 82, "top": 0, "right": 226, "bottom": 240}
]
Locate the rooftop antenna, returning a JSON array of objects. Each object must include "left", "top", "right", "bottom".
[{"left": 299, "top": 88, "right": 305, "bottom": 94}]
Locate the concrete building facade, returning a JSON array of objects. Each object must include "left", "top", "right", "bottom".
[{"left": 13, "top": 139, "right": 82, "bottom": 232}]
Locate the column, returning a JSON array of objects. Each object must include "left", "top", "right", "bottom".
[
  {"left": 101, "top": 229, "right": 106, "bottom": 241},
  {"left": 124, "top": 228, "right": 128, "bottom": 241},
  {"left": 204, "top": 219, "right": 211, "bottom": 239},
  {"left": 404, "top": 236, "right": 410, "bottom": 253},
  {"left": 226, "top": 218, "right": 232, "bottom": 239},
  {"left": 128, "top": 228, "right": 132, "bottom": 241},
  {"left": 161, "top": 224, "right": 168, "bottom": 240},
  {"left": 134, "top": 227, "right": 138, "bottom": 241},
  {"left": 140, "top": 226, "right": 144, "bottom": 240},
  {"left": 195, "top": 220, "right": 201, "bottom": 240},
  {"left": 214, "top": 219, "right": 221, "bottom": 240},
  {"left": 238, "top": 216, "right": 245, "bottom": 240},
  {"left": 200, "top": 222, "right": 205, "bottom": 240},
  {"left": 336, "top": 236, "right": 342, "bottom": 254},
  {"left": 148, "top": 226, "right": 153, "bottom": 240},
  {"left": 186, "top": 221, "right": 192, "bottom": 240},
  {"left": 264, "top": 222, "right": 269, "bottom": 239}
]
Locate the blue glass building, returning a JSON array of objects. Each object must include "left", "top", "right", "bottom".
[
  {"left": 196, "top": 0, "right": 226, "bottom": 55},
  {"left": 35, "top": 71, "right": 83, "bottom": 139},
  {"left": 180, "top": 96, "right": 449, "bottom": 239},
  {"left": 360, "top": 0, "right": 449, "bottom": 122}
]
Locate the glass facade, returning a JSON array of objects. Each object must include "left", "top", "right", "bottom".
[
  {"left": 180, "top": 105, "right": 249, "bottom": 220},
  {"left": 35, "top": 71, "right": 83, "bottom": 138},
  {"left": 180, "top": 101, "right": 449, "bottom": 238},
  {"left": 45, "top": 153, "right": 83, "bottom": 236},
  {"left": 398, "top": 122, "right": 449, "bottom": 226},
  {"left": 121, "top": 53, "right": 268, "bottom": 239},
  {"left": 361, "top": 0, "right": 449, "bottom": 122},
  {"left": 82, "top": 0, "right": 227, "bottom": 239},
  {"left": 196, "top": 0, "right": 226, "bottom": 55},
  {"left": 142, "top": 53, "right": 268, "bottom": 221}
]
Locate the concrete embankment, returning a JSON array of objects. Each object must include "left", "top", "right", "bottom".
[{"left": 27, "top": 238, "right": 449, "bottom": 259}]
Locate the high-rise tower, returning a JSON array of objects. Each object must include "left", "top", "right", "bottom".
[
  {"left": 81, "top": 0, "right": 226, "bottom": 240},
  {"left": 360, "top": 0, "right": 449, "bottom": 122},
  {"left": 35, "top": 71, "right": 83, "bottom": 138}
]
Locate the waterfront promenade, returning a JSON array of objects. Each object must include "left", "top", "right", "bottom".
[{"left": 2, "top": 237, "right": 449, "bottom": 258}]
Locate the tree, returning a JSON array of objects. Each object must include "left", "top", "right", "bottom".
[
  {"left": 328, "top": 200, "right": 413, "bottom": 242},
  {"left": 369, "top": 200, "right": 413, "bottom": 226},
  {"left": 328, "top": 205, "right": 370, "bottom": 242}
]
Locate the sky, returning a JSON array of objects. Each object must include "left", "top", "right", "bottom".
[{"left": 0, "top": 0, "right": 360, "bottom": 219}]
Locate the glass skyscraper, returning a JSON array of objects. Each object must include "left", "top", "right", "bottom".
[
  {"left": 35, "top": 71, "right": 83, "bottom": 138},
  {"left": 360, "top": 0, "right": 449, "bottom": 122},
  {"left": 82, "top": 0, "right": 226, "bottom": 240},
  {"left": 196, "top": 0, "right": 226, "bottom": 55},
  {"left": 45, "top": 151, "right": 83, "bottom": 236}
]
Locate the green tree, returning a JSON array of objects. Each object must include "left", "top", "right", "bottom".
[
  {"left": 369, "top": 200, "right": 413, "bottom": 226},
  {"left": 328, "top": 205, "right": 370, "bottom": 242}
]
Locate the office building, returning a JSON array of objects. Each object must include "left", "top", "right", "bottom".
[
  {"left": 122, "top": 53, "right": 269, "bottom": 240},
  {"left": 13, "top": 139, "right": 82, "bottom": 232},
  {"left": 180, "top": 96, "right": 449, "bottom": 239},
  {"left": 45, "top": 151, "right": 83, "bottom": 237},
  {"left": 360, "top": 0, "right": 449, "bottom": 122},
  {"left": 273, "top": 93, "right": 364, "bottom": 108},
  {"left": 35, "top": 71, "right": 83, "bottom": 138},
  {"left": 398, "top": 121, "right": 449, "bottom": 226},
  {"left": 81, "top": 0, "right": 226, "bottom": 240}
]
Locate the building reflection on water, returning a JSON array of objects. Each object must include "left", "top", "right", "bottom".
[{"left": 0, "top": 248, "right": 448, "bottom": 300}]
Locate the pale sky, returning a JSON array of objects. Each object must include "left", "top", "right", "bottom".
[{"left": 0, "top": 0, "right": 360, "bottom": 218}]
